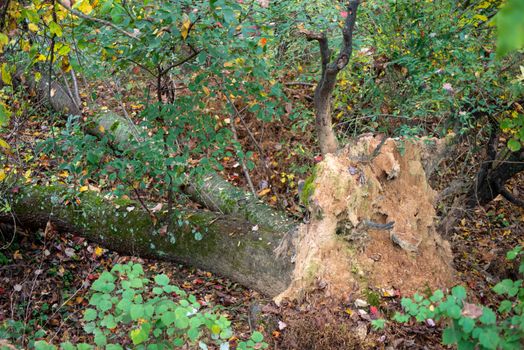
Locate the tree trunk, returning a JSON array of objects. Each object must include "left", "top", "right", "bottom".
[
  {"left": 3, "top": 185, "right": 293, "bottom": 296},
  {"left": 467, "top": 149, "right": 524, "bottom": 208}
]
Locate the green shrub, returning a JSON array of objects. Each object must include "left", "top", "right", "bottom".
[
  {"left": 5, "top": 262, "right": 266, "bottom": 349},
  {"left": 375, "top": 245, "right": 524, "bottom": 350}
]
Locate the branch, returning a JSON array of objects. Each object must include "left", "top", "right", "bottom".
[
  {"left": 300, "top": 29, "right": 330, "bottom": 74},
  {"left": 498, "top": 185, "right": 524, "bottom": 208},
  {"left": 56, "top": 0, "right": 139, "bottom": 40},
  {"left": 160, "top": 50, "right": 201, "bottom": 75},
  {"left": 327, "top": 0, "right": 359, "bottom": 73}
]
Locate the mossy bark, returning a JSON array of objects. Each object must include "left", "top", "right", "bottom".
[{"left": 4, "top": 185, "right": 293, "bottom": 296}]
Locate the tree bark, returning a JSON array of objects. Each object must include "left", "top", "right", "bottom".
[
  {"left": 304, "top": 0, "right": 360, "bottom": 155},
  {"left": 3, "top": 185, "right": 293, "bottom": 296},
  {"left": 467, "top": 149, "right": 524, "bottom": 208}
]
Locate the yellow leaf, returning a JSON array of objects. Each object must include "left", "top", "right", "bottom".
[
  {"left": 76, "top": 0, "right": 93, "bottom": 15},
  {"left": 59, "top": 170, "right": 69, "bottom": 178},
  {"left": 35, "top": 72, "right": 42, "bottom": 82},
  {"left": 13, "top": 250, "right": 22, "bottom": 260},
  {"left": 28, "top": 23, "right": 39, "bottom": 32},
  {"left": 1, "top": 63, "right": 12, "bottom": 85},
  {"left": 21, "top": 39, "right": 30, "bottom": 52},
  {"left": 202, "top": 86, "right": 210, "bottom": 96},
  {"left": 473, "top": 14, "right": 488, "bottom": 22},
  {"left": 180, "top": 14, "right": 191, "bottom": 40},
  {"left": 99, "top": 125, "right": 105, "bottom": 133},
  {"left": 0, "top": 138, "right": 9, "bottom": 150},
  {"left": 223, "top": 61, "right": 234, "bottom": 67},
  {"left": 94, "top": 246, "right": 104, "bottom": 256},
  {"left": 211, "top": 325, "right": 221, "bottom": 335},
  {"left": 36, "top": 54, "right": 47, "bottom": 62},
  {"left": 0, "top": 170, "right": 6, "bottom": 182},
  {"left": 257, "top": 188, "right": 271, "bottom": 197},
  {"left": 0, "top": 33, "right": 8, "bottom": 53},
  {"left": 79, "top": 185, "right": 88, "bottom": 192}
]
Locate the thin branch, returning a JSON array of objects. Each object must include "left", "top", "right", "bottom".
[
  {"left": 160, "top": 50, "right": 201, "bottom": 75},
  {"left": 70, "top": 69, "right": 82, "bottom": 106},
  {"left": 328, "top": 0, "right": 359, "bottom": 73},
  {"left": 55, "top": 0, "right": 139, "bottom": 40},
  {"left": 498, "top": 186, "right": 524, "bottom": 208},
  {"left": 284, "top": 81, "right": 316, "bottom": 87}
]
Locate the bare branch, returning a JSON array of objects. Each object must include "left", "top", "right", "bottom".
[{"left": 56, "top": 0, "right": 139, "bottom": 40}]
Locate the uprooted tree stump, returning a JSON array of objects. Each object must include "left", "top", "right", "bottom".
[{"left": 275, "top": 135, "right": 455, "bottom": 303}]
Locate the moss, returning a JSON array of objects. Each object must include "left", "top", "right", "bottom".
[
  {"left": 300, "top": 166, "right": 317, "bottom": 206},
  {"left": 304, "top": 260, "right": 320, "bottom": 284},
  {"left": 365, "top": 290, "right": 381, "bottom": 307}
]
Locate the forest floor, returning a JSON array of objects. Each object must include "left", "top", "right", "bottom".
[{"left": 1, "top": 80, "right": 523, "bottom": 349}]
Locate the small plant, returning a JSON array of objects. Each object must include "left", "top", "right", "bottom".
[
  {"left": 22, "top": 262, "right": 267, "bottom": 349},
  {"left": 378, "top": 245, "right": 524, "bottom": 350}
]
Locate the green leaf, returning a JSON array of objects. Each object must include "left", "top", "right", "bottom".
[
  {"left": 458, "top": 317, "right": 475, "bottom": 333},
  {"left": 60, "top": 342, "right": 76, "bottom": 350},
  {"left": 106, "top": 345, "right": 123, "bottom": 350},
  {"left": 493, "top": 279, "right": 521, "bottom": 297},
  {"left": 130, "top": 327, "right": 149, "bottom": 345},
  {"left": 94, "top": 329, "right": 107, "bottom": 347},
  {"left": 155, "top": 274, "right": 170, "bottom": 286},
  {"left": 251, "top": 331, "right": 264, "bottom": 343},
  {"left": 451, "top": 285, "right": 467, "bottom": 302},
  {"left": 161, "top": 311, "right": 176, "bottom": 326},
  {"left": 478, "top": 329, "right": 500, "bottom": 350},
  {"left": 508, "top": 138, "right": 522, "bottom": 152},
  {"left": 49, "top": 21, "right": 63, "bottom": 37},
  {"left": 430, "top": 289, "right": 444, "bottom": 302},
  {"left": 371, "top": 319, "right": 386, "bottom": 330},
  {"left": 35, "top": 341, "right": 57, "bottom": 350},
  {"left": 479, "top": 307, "right": 497, "bottom": 325},
  {"left": 130, "top": 304, "right": 145, "bottom": 320},
  {"left": 83, "top": 308, "right": 97, "bottom": 321},
  {"left": 442, "top": 326, "right": 459, "bottom": 345},
  {"left": 0, "top": 103, "right": 11, "bottom": 127},
  {"left": 448, "top": 304, "right": 462, "bottom": 319},
  {"left": 507, "top": 246, "right": 523, "bottom": 260},
  {"left": 498, "top": 300, "right": 513, "bottom": 313}
]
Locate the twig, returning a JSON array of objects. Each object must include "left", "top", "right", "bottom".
[
  {"left": 70, "top": 69, "right": 82, "bottom": 106},
  {"left": 56, "top": 0, "right": 139, "bottom": 40},
  {"left": 284, "top": 81, "right": 316, "bottom": 87},
  {"left": 229, "top": 114, "right": 257, "bottom": 195},
  {"left": 62, "top": 73, "right": 81, "bottom": 111}
]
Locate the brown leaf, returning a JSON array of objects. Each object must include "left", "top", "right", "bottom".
[{"left": 462, "top": 302, "right": 483, "bottom": 319}]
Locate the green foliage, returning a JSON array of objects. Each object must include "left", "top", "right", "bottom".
[
  {"left": 494, "top": 0, "right": 524, "bottom": 57},
  {"left": 26, "top": 262, "right": 267, "bottom": 349},
  {"left": 389, "top": 245, "right": 524, "bottom": 350}
]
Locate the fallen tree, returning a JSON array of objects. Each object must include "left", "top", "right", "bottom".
[
  {"left": 4, "top": 185, "right": 293, "bottom": 297},
  {"left": 4, "top": 0, "right": 456, "bottom": 300},
  {"left": 4, "top": 134, "right": 456, "bottom": 302}
]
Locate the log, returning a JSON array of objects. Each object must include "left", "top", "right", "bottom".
[{"left": 3, "top": 185, "right": 293, "bottom": 296}]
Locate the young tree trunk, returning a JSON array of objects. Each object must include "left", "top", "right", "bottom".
[{"left": 305, "top": 0, "right": 360, "bottom": 155}]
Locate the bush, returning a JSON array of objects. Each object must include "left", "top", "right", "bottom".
[
  {"left": 376, "top": 245, "right": 524, "bottom": 350},
  {"left": 3, "top": 262, "right": 267, "bottom": 350}
]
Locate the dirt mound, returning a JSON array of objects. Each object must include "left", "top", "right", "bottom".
[{"left": 276, "top": 136, "right": 455, "bottom": 303}]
